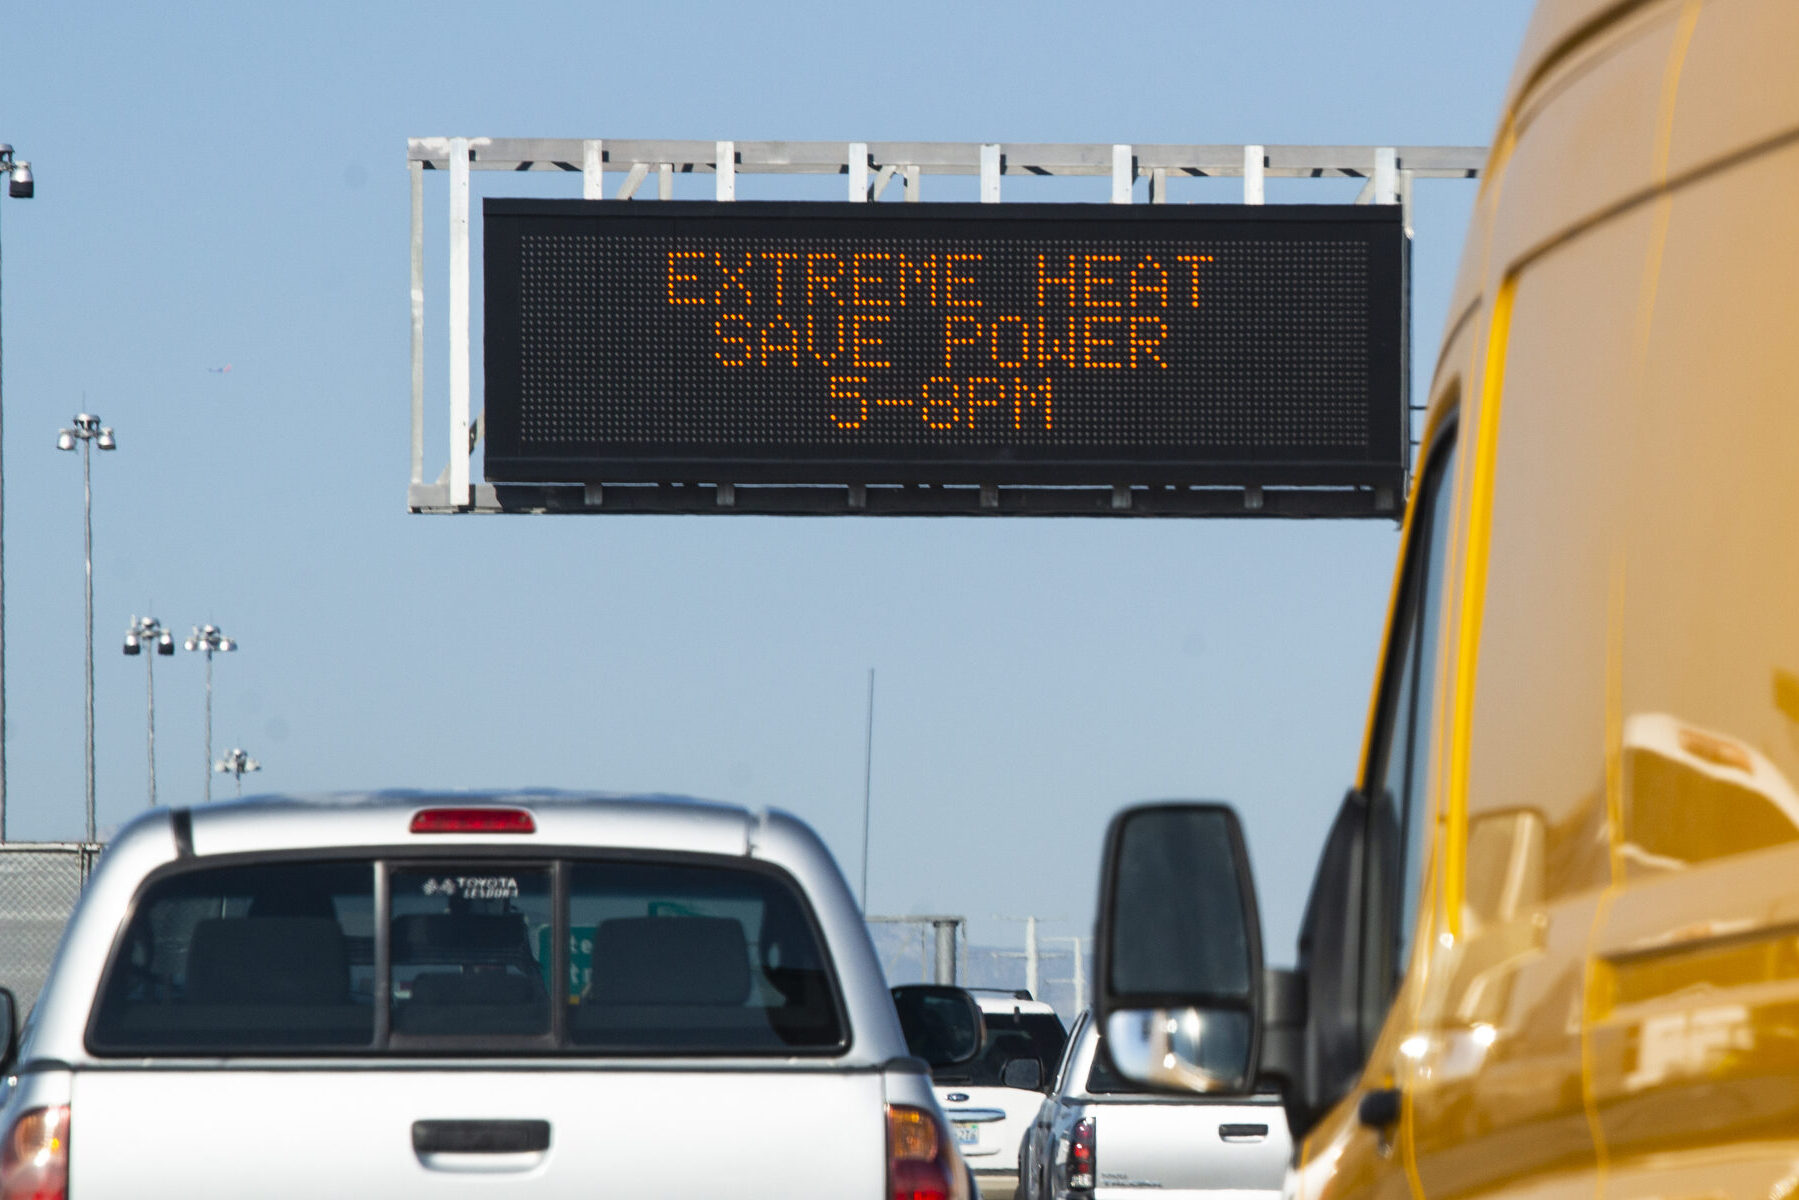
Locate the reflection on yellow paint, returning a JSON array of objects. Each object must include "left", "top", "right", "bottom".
[
  {"left": 1602, "top": 931, "right": 1799, "bottom": 1011},
  {"left": 1622, "top": 713, "right": 1799, "bottom": 875},
  {"left": 1773, "top": 669, "right": 1799, "bottom": 726},
  {"left": 1622, "top": 1003, "right": 1752, "bottom": 1091},
  {"left": 1463, "top": 809, "right": 1546, "bottom": 928},
  {"left": 1406, "top": 1023, "right": 1502, "bottom": 1085},
  {"left": 1441, "top": 809, "right": 1550, "bottom": 1036}
]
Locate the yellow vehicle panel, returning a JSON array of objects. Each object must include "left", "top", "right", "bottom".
[{"left": 1302, "top": 1, "right": 1799, "bottom": 1198}]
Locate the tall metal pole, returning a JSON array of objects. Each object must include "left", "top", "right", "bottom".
[
  {"left": 143, "top": 648, "right": 156, "bottom": 808},
  {"left": 81, "top": 435, "right": 94, "bottom": 843},
  {"left": 933, "top": 918, "right": 958, "bottom": 986},
  {"left": 0, "top": 193, "right": 8, "bottom": 841},
  {"left": 203, "top": 651, "right": 213, "bottom": 804},
  {"left": 1025, "top": 916, "right": 1040, "bottom": 999},
  {"left": 59, "top": 412, "right": 110, "bottom": 841},
  {"left": 0, "top": 146, "right": 36, "bottom": 843},
  {"left": 859, "top": 668, "right": 875, "bottom": 912},
  {"left": 125, "top": 615, "right": 171, "bottom": 807},
  {"left": 184, "top": 623, "right": 234, "bottom": 805},
  {"left": 1066, "top": 937, "right": 1087, "bottom": 1014}
]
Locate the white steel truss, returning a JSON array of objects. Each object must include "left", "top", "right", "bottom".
[{"left": 407, "top": 139, "right": 1485, "bottom": 516}]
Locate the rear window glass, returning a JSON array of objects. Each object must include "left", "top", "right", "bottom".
[
  {"left": 1085, "top": 1034, "right": 1149, "bottom": 1094},
  {"left": 89, "top": 857, "right": 846, "bottom": 1057},
  {"left": 932, "top": 1008, "right": 1066, "bottom": 1087},
  {"left": 566, "top": 862, "right": 843, "bottom": 1052},
  {"left": 390, "top": 867, "right": 554, "bottom": 1039},
  {"left": 89, "top": 862, "right": 376, "bottom": 1051}
]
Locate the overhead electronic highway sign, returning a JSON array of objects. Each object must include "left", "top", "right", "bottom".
[{"left": 481, "top": 199, "right": 1408, "bottom": 515}]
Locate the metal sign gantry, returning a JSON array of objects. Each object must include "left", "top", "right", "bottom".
[{"left": 406, "top": 139, "right": 1485, "bottom": 516}]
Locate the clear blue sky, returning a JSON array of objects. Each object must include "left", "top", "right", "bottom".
[{"left": 0, "top": 2, "right": 1532, "bottom": 961}]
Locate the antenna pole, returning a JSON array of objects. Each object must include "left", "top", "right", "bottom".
[{"left": 859, "top": 668, "right": 875, "bottom": 912}]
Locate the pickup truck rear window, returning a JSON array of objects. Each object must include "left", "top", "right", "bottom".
[
  {"left": 89, "top": 862, "right": 377, "bottom": 1051},
  {"left": 1086, "top": 1036, "right": 1150, "bottom": 1094},
  {"left": 89, "top": 856, "right": 846, "bottom": 1056},
  {"left": 389, "top": 866, "right": 555, "bottom": 1039},
  {"left": 566, "top": 861, "right": 843, "bottom": 1052}
]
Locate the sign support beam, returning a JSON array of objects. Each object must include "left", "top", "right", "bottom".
[
  {"left": 1243, "top": 144, "right": 1265, "bottom": 204},
  {"left": 409, "top": 159, "right": 425, "bottom": 488},
  {"left": 405, "top": 138, "right": 1485, "bottom": 517},
  {"left": 448, "top": 136, "right": 470, "bottom": 508},
  {"left": 581, "top": 139, "right": 603, "bottom": 200}
]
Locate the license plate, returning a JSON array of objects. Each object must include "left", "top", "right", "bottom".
[{"left": 954, "top": 1122, "right": 980, "bottom": 1146}]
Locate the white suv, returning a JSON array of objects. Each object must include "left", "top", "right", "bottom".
[{"left": 933, "top": 990, "right": 1068, "bottom": 1198}]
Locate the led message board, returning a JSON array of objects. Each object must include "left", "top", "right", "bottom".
[{"left": 483, "top": 200, "right": 1407, "bottom": 507}]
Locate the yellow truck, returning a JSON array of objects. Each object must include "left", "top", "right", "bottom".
[{"left": 1092, "top": 1, "right": 1799, "bottom": 1196}]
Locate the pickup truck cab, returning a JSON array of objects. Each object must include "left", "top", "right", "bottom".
[
  {"left": 0, "top": 792, "right": 979, "bottom": 1199},
  {"left": 1018, "top": 1010, "right": 1289, "bottom": 1200}
]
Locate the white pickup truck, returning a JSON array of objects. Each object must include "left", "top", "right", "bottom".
[
  {"left": 1017, "top": 1009, "right": 1290, "bottom": 1200},
  {"left": 0, "top": 792, "right": 980, "bottom": 1200}
]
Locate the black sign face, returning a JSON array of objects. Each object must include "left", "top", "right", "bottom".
[{"left": 483, "top": 200, "right": 1406, "bottom": 499}]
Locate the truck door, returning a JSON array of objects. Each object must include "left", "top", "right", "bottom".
[
  {"left": 1406, "top": 173, "right": 1645, "bottom": 1194},
  {"left": 1290, "top": 430, "right": 1458, "bottom": 1200},
  {"left": 1583, "top": 68, "right": 1799, "bottom": 1194}
]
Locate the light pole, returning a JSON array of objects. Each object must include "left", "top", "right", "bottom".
[
  {"left": 0, "top": 144, "right": 36, "bottom": 842},
  {"left": 214, "top": 748, "right": 260, "bottom": 798},
  {"left": 860, "top": 667, "right": 875, "bottom": 913},
  {"left": 183, "top": 624, "right": 235, "bottom": 803},
  {"left": 57, "top": 413, "right": 115, "bottom": 842},
  {"left": 122, "top": 615, "right": 174, "bottom": 807}
]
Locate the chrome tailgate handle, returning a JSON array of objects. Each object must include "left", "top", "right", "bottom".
[
  {"left": 1218, "top": 1123, "right": 1269, "bottom": 1143},
  {"left": 413, "top": 1119, "right": 552, "bottom": 1155}
]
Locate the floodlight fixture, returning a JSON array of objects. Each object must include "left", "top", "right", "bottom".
[
  {"left": 214, "top": 748, "right": 262, "bottom": 798},
  {"left": 0, "top": 145, "right": 30, "bottom": 200}
]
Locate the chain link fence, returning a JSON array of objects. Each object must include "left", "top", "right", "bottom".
[{"left": 0, "top": 844, "right": 100, "bottom": 1014}]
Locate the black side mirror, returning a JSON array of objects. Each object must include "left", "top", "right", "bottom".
[
  {"left": 891, "top": 984, "right": 984, "bottom": 1069},
  {"left": 0, "top": 988, "right": 16, "bottom": 1075},
  {"left": 1000, "top": 1057, "right": 1044, "bottom": 1090},
  {"left": 1286, "top": 788, "right": 1377, "bottom": 1137},
  {"left": 1095, "top": 803, "right": 1264, "bottom": 1094}
]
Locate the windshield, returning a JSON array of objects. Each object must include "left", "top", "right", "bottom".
[
  {"left": 89, "top": 856, "right": 846, "bottom": 1057},
  {"left": 932, "top": 1008, "right": 1066, "bottom": 1086}
]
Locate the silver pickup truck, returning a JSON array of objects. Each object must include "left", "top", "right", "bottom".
[
  {"left": 1017, "top": 1009, "right": 1290, "bottom": 1200},
  {"left": 0, "top": 792, "right": 980, "bottom": 1199}
]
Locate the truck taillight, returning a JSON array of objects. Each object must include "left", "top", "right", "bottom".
[
  {"left": 1067, "top": 1115, "right": 1096, "bottom": 1193},
  {"left": 408, "top": 807, "right": 535, "bottom": 834},
  {"left": 1, "top": 1105, "right": 69, "bottom": 1200},
  {"left": 887, "top": 1104, "right": 968, "bottom": 1200}
]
